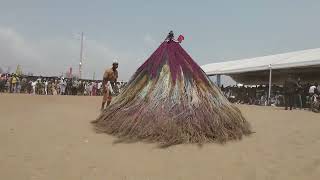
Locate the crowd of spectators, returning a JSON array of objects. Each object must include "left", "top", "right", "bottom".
[
  {"left": 1, "top": 73, "right": 319, "bottom": 112},
  {"left": 0, "top": 73, "right": 127, "bottom": 96},
  {"left": 220, "top": 77, "right": 320, "bottom": 112}
]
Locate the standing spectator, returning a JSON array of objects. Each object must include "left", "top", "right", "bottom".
[
  {"left": 21, "top": 76, "right": 27, "bottom": 93},
  {"left": 41, "top": 79, "right": 45, "bottom": 94},
  {"left": 11, "top": 74, "right": 18, "bottom": 93},
  {"left": 44, "top": 79, "right": 48, "bottom": 95},
  {"left": 52, "top": 80, "right": 58, "bottom": 95},
  {"left": 84, "top": 81, "right": 89, "bottom": 96},
  {"left": 308, "top": 82, "right": 318, "bottom": 109},
  {"left": 92, "top": 81, "right": 97, "bottom": 96},
  {"left": 309, "top": 83, "right": 317, "bottom": 96},
  {"left": 272, "top": 91, "right": 281, "bottom": 107},
  {"left": 27, "top": 79, "right": 32, "bottom": 94},
  {"left": 0, "top": 74, "right": 5, "bottom": 92},
  {"left": 59, "top": 79, "right": 66, "bottom": 95},
  {"left": 78, "top": 81, "right": 85, "bottom": 95},
  {"left": 6, "top": 74, "right": 12, "bottom": 93},
  {"left": 72, "top": 79, "right": 78, "bottom": 95},
  {"left": 16, "top": 77, "right": 21, "bottom": 93},
  {"left": 260, "top": 93, "right": 267, "bottom": 106},
  {"left": 35, "top": 79, "right": 42, "bottom": 94},
  {"left": 87, "top": 81, "right": 92, "bottom": 95},
  {"left": 65, "top": 79, "right": 72, "bottom": 95},
  {"left": 31, "top": 80, "right": 37, "bottom": 95},
  {"left": 47, "top": 80, "right": 52, "bottom": 95},
  {"left": 97, "top": 81, "right": 102, "bottom": 95},
  {"left": 5, "top": 77, "right": 10, "bottom": 93},
  {"left": 283, "top": 74, "right": 297, "bottom": 110}
]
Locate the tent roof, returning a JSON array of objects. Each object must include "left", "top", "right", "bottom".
[{"left": 201, "top": 48, "right": 320, "bottom": 75}]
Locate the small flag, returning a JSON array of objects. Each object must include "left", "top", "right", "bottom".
[{"left": 177, "top": 35, "right": 184, "bottom": 43}]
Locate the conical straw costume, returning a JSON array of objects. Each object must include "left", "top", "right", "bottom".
[{"left": 93, "top": 35, "right": 251, "bottom": 147}]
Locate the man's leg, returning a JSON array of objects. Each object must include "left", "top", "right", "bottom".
[
  {"left": 101, "top": 101, "right": 106, "bottom": 110},
  {"left": 289, "top": 94, "right": 294, "bottom": 110},
  {"left": 106, "top": 91, "right": 112, "bottom": 106},
  {"left": 13, "top": 84, "right": 16, "bottom": 93},
  {"left": 101, "top": 91, "right": 108, "bottom": 110}
]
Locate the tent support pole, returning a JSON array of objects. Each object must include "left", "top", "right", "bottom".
[
  {"left": 217, "top": 74, "right": 221, "bottom": 87},
  {"left": 268, "top": 65, "right": 272, "bottom": 105}
]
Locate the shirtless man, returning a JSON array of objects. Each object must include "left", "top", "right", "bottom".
[{"left": 101, "top": 60, "right": 119, "bottom": 110}]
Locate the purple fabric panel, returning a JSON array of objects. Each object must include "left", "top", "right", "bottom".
[
  {"left": 130, "top": 41, "right": 209, "bottom": 84},
  {"left": 150, "top": 43, "right": 166, "bottom": 78},
  {"left": 135, "top": 42, "right": 165, "bottom": 77},
  {"left": 175, "top": 49, "right": 192, "bottom": 80},
  {"left": 167, "top": 42, "right": 181, "bottom": 83},
  {"left": 176, "top": 43, "right": 208, "bottom": 82}
]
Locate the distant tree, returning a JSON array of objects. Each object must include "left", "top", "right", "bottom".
[{"left": 15, "top": 65, "right": 23, "bottom": 75}]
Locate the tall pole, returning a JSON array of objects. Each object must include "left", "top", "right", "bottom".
[
  {"left": 69, "top": 67, "right": 73, "bottom": 78},
  {"left": 216, "top": 74, "right": 221, "bottom": 87},
  {"left": 79, "top": 32, "right": 84, "bottom": 79},
  {"left": 268, "top": 64, "right": 272, "bottom": 105}
]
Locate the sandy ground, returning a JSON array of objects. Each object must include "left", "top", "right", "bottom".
[{"left": 0, "top": 94, "right": 320, "bottom": 180}]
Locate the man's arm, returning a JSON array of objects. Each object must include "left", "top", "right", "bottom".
[{"left": 102, "top": 71, "right": 109, "bottom": 93}]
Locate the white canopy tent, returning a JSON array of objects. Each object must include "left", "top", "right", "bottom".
[
  {"left": 202, "top": 48, "right": 320, "bottom": 75},
  {"left": 201, "top": 48, "right": 320, "bottom": 104}
]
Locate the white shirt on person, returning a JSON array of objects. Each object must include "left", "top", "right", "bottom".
[
  {"left": 31, "top": 81, "right": 37, "bottom": 88},
  {"left": 98, "top": 82, "right": 102, "bottom": 90},
  {"left": 309, "top": 86, "right": 316, "bottom": 94}
]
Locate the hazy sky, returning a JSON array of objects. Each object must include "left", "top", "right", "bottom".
[{"left": 1, "top": 0, "right": 320, "bottom": 81}]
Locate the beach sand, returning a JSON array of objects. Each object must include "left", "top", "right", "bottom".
[{"left": 1, "top": 93, "right": 320, "bottom": 180}]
